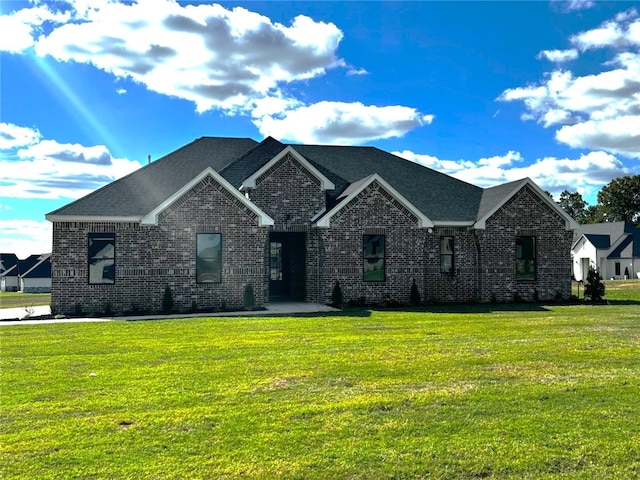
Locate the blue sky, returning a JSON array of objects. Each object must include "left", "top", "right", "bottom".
[{"left": 1, "top": 0, "right": 639, "bottom": 258}]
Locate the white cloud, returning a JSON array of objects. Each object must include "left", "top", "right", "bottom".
[
  {"left": 0, "top": 123, "right": 142, "bottom": 200},
  {"left": 537, "top": 48, "right": 579, "bottom": 62},
  {"left": 23, "top": 0, "right": 345, "bottom": 114},
  {"left": 255, "top": 101, "right": 433, "bottom": 144},
  {"left": 0, "top": 1, "right": 429, "bottom": 144},
  {"left": 560, "top": 0, "right": 596, "bottom": 12},
  {"left": 347, "top": 67, "right": 369, "bottom": 76},
  {"left": 394, "top": 149, "right": 627, "bottom": 201},
  {"left": 500, "top": 9, "right": 640, "bottom": 159},
  {"left": 0, "top": 5, "right": 70, "bottom": 53},
  {"left": 0, "top": 123, "right": 41, "bottom": 149},
  {"left": 0, "top": 220, "right": 52, "bottom": 259}
]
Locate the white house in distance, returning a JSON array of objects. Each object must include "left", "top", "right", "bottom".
[
  {"left": 0, "top": 253, "right": 52, "bottom": 293},
  {"left": 572, "top": 222, "right": 640, "bottom": 281}
]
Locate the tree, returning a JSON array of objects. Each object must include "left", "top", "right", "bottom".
[
  {"left": 584, "top": 266, "right": 605, "bottom": 302},
  {"left": 597, "top": 175, "right": 640, "bottom": 224},
  {"left": 582, "top": 204, "right": 607, "bottom": 224},
  {"left": 558, "top": 190, "right": 587, "bottom": 223}
]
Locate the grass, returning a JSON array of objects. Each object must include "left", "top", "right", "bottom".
[
  {"left": 0, "top": 292, "right": 51, "bottom": 309},
  {"left": 1, "top": 283, "right": 639, "bottom": 479}
]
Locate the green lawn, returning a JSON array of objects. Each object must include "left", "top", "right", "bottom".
[
  {"left": 0, "top": 292, "right": 51, "bottom": 309},
  {"left": 2, "top": 286, "right": 639, "bottom": 479}
]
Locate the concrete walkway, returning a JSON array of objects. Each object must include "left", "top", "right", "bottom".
[{"left": 0, "top": 302, "right": 339, "bottom": 325}]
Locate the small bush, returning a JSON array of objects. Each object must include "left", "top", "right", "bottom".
[
  {"left": 331, "top": 280, "right": 343, "bottom": 308},
  {"left": 347, "top": 296, "right": 366, "bottom": 307},
  {"left": 533, "top": 289, "right": 539, "bottom": 302},
  {"left": 162, "top": 285, "right": 174, "bottom": 314},
  {"left": 584, "top": 266, "right": 605, "bottom": 302},
  {"left": 189, "top": 300, "right": 198, "bottom": 313},
  {"left": 50, "top": 302, "right": 59, "bottom": 316},
  {"left": 74, "top": 302, "right": 84, "bottom": 316},
  {"left": 410, "top": 279, "right": 421, "bottom": 306},
  {"left": 104, "top": 302, "right": 114, "bottom": 316},
  {"left": 243, "top": 284, "right": 255, "bottom": 311}
]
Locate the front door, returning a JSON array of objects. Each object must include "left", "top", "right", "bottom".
[{"left": 269, "top": 232, "right": 305, "bottom": 301}]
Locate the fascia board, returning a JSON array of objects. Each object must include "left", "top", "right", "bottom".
[
  {"left": 474, "top": 178, "right": 580, "bottom": 231},
  {"left": 141, "top": 167, "right": 274, "bottom": 226},
  {"left": 571, "top": 234, "right": 588, "bottom": 252},
  {"left": 432, "top": 221, "right": 476, "bottom": 227},
  {"left": 315, "top": 173, "right": 433, "bottom": 228},
  {"left": 241, "top": 145, "right": 335, "bottom": 191}
]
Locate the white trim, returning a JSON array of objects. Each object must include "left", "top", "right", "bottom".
[
  {"left": 315, "top": 174, "right": 433, "bottom": 228},
  {"left": 432, "top": 221, "right": 475, "bottom": 227},
  {"left": 141, "top": 167, "right": 274, "bottom": 226},
  {"left": 241, "top": 146, "right": 335, "bottom": 191},
  {"left": 310, "top": 207, "right": 327, "bottom": 223},
  {"left": 46, "top": 215, "right": 143, "bottom": 223},
  {"left": 474, "top": 178, "right": 579, "bottom": 231}
]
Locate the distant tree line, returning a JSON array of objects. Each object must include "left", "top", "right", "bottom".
[{"left": 555, "top": 175, "right": 640, "bottom": 225}]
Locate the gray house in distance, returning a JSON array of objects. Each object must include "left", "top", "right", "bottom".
[{"left": 46, "top": 136, "right": 578, "bottom": 314}]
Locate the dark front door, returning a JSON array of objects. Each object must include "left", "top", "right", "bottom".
[{"left": 269, "top": 232, "right": 305, "bottom": 301}]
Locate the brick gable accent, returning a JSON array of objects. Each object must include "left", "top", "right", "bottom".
[
  {"left": 51, "top": 177, "right": 268, "bottom": 315},
  {"left": 250, "top": 152, "right": 325, "bottom": 230},
  {"left": 315, "top": 181, "right": 426, "bottom": 304},
  {"left": 477, "top": 186, "right": 573, "bottom": 302}
]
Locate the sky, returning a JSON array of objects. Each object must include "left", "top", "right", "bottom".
[{"left": 1, "top": 0, "right": 639, "bottom": 259}]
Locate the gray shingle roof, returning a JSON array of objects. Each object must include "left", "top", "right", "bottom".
[
  {"left": 47, "top": 136, "right": 537, "bottom": 224},
  {"left": 48, "top": 137, "right": 257, "bottom": 218}
]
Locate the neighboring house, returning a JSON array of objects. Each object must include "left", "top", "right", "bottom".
[
  {"left": 20, "top": 254, "right": 52, "bottom": 293},
  {"left": 0, "top": 253, "right": 20, "bottom": 292},
  {"left": 0, "top": 253, "right": 51, "bottom": 293},
  {"left": 572, "top": 222, "right": 640, "bottom": 281},
  {"left": 46, "top": 136, "right": 578, "bottom": 314}
]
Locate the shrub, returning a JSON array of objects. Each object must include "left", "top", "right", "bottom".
[
  {"left": 50, "top": 302, "right": 59, "bottom": 316},
  {"left": 243, "top": 284, "right": 255, "bottom": 311},
  {"left": 584, "top": 266, "right": 605, "bottom": 302},
  {"left": 74, "top": 302, "right": 84, "bottom": 316},
  {"left": 331, "top": 280, "right": 343, "bottom": 308},
  {"left": 189, "top": 300, "right": 198, "bottom": 314},
  {"left": 162, "top": 285, "right": 174, "bottom": 314},
  {"left": 103, "top": 302, "right": 114, "bottom": 316},
  {"left": 410, "top": 279, "right": 421, "bottom": 306}
]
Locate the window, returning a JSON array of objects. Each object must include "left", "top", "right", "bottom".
[
  {"left": 270, "top": 241, "right": 283, "bottom": 281},
  {"left": 440, "top": 236, "right": 454, "bottom": 274},
  {"left": 615, "top": 262, "right": 621, "bottom": 276},
  {"left": 88, "top": 233, "right": 115, "bottom": 284},
  {"left": 363, "top": 235, "right": 385, "bottom": 281},
  {"left": 515, "top": 236, "right": 536, "bottom": 280},
  {"left": 196, "top": 233, "right": 222, "bottom": 283}
]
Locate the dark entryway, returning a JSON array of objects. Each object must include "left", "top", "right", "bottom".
[{"left": 269, "top": 232, "right": 306, "bottom": 301}]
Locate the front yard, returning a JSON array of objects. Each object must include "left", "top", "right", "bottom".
[{"left": 1, "top": 287, "right": 639, "bottom": 478}]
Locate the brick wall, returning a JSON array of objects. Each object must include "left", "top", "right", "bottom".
[
  {"left": 51, "top": 176, "right": 269, "bottom": 315},
  {"left": 316, "top": 180, "right": 426, "bottom": 305},
  {"left": 476, "top": 186, "right": 573, "bottom": 302},
  {"left": 250, "top": 153, "right": 325, "bottom": 230},
  {"left": 423, "top": 227, "right": 479, "bottom": 303}
]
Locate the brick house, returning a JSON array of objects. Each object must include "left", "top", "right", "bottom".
[{"left": 46, "top": 136, "right": 578, "bottom": 314}]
